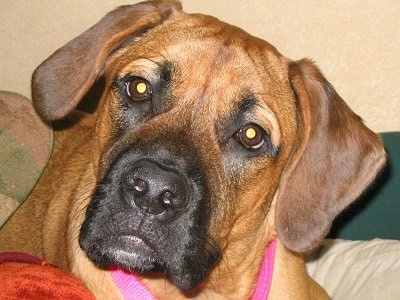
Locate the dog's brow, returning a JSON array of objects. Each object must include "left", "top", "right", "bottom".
[
  {"left": 158, "top": 60, "right": 174, "bottom": 85},
  {"left": 237, "top": 93, "right": 257, "bottom": 114}
]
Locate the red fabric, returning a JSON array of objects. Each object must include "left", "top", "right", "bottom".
[
  {"left": 0, "top": 253, "right": 95, "bottom": 299},
  {"left": 0, "top": 252, "right": 47, "bottom": 265}
]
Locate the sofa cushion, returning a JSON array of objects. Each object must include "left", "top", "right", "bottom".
[
  {"left": 307, "top": 238, "right": 400, "bottom": 299},
  {"left": 0, "top": 91, "right": 52, "bottom": 227}
]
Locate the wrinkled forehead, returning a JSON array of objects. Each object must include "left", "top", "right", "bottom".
[
  {"left": 110, "top": 13, "right": 287, "bottom": 101},
  {"left": 107, "top": 12, "right": 294, "bottom": 139}
]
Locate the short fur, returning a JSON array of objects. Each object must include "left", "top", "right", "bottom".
[{"left": 0, "top": 1, "right": 386, "bottom": 299}]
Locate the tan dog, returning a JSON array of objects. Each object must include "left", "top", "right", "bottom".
[{"left": 0, "top": 1, "right": 386, "bottom": 299}]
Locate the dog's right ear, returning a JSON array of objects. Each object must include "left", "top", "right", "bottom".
[{"left": 32, "top": 0, "right": 182, "bottom": 121}]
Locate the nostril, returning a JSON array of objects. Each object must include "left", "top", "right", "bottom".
[
  {"left": 161, "top": 191, "right": 174, "bottom": 206},
  {"left": 124, "top": 176, "right": 148, "bottom": 197},
  {"left": 132, "top": 179, "right": 148, "bottom": 196},
  {"left": 161, "top": 191, "right": 186, "bottom": 209}
]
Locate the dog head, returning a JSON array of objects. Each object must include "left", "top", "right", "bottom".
[{"left": 32, "top": 0, "right": 386, "bottom": 292}]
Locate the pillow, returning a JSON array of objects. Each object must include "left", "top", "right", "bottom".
[
  {"left": 306, "top": 238, "right": 400, "bottom": 299},
  {"left": 0, "top": 252, "right": 95, "bottom": 299},
  {"left": 0, "top": 91, "right": 53, "bottom": 227}
]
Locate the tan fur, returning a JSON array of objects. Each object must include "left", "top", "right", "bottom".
[{"left": 0, "top": 1, "right": 386, "bottom": 299}]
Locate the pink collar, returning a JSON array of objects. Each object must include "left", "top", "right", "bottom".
[
  {"left": 111, "top": 239, "right": 276, "bottom": 299},
  {"left": 251, "top": 238, "right": 276, "bottom": 300}
]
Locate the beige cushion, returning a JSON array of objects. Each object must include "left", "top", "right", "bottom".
[{"left": 307, "top": 239, "right": 400, "bottom": 299}]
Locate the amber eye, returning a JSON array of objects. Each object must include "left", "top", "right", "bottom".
[
  {"left": 235, "top": 124, "right": 265, "bottom": 150},
  {"left": 126, "top": 77, "right": 152, "bottom": 101}
]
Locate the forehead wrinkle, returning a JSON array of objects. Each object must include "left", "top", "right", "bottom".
[
  {"left": 158, "top": 32, "right": 263, "bottom": 137},
  {"left": 194, "top": 42, "right": 251, "bottom": 102},
  {"left": 169, "top": 42, "right": 232, "bottom": 126}
]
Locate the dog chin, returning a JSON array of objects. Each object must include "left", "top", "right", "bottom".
[
  {"left": 80, "top": 234, "right": 209, "bottom": 291},
  {"left": 108, "top": 236, "right": 163, "bottom": 271},
  {"left": 81, "top": 234, "right": 161, "bottom": 270}
]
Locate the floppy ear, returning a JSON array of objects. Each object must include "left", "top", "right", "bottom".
[
  {"left": 32, "top": 0, "right": 181, "bottom": 121},
  {"left": 276, "top": 59, "right": 386, "bottom": 253}
]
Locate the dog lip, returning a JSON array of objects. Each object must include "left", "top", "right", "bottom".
[
  {"left": 85, "top": 234, "right": 159, "bottom": 265},
  {"left": 97, "top": 234, "right": 162, "bottom": 272},
  {"left": 116, "top": 235, "right": 155, "bottom": 254}
]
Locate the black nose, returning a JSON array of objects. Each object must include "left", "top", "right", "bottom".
[{"left": 121, "top": 160, "right": 190, "bottom": 220}]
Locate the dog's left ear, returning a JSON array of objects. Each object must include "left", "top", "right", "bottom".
[
  {"left": 276, "top": 59, "right": 386, "bottom": 253},
  {"left": 32, "top": 0, "right": 182, "bottom": 121}
]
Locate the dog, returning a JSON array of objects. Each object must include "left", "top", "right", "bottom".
[{"left": 0, "top": 1, "right": 386, "bottom": 299}]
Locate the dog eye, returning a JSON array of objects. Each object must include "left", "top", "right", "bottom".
[
  {"left": 235, "top": 124, "right": 265, "bottom": 151},
  {"left": 126, "top": 77, "right": 153, "bottom": 101}
]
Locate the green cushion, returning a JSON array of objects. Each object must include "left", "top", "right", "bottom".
[
  {"left": 0, "top": 91, "right": 53, "bottom": 227},
  {"left": 330, "top": 132, "right": 400, "bottom": 240}
]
